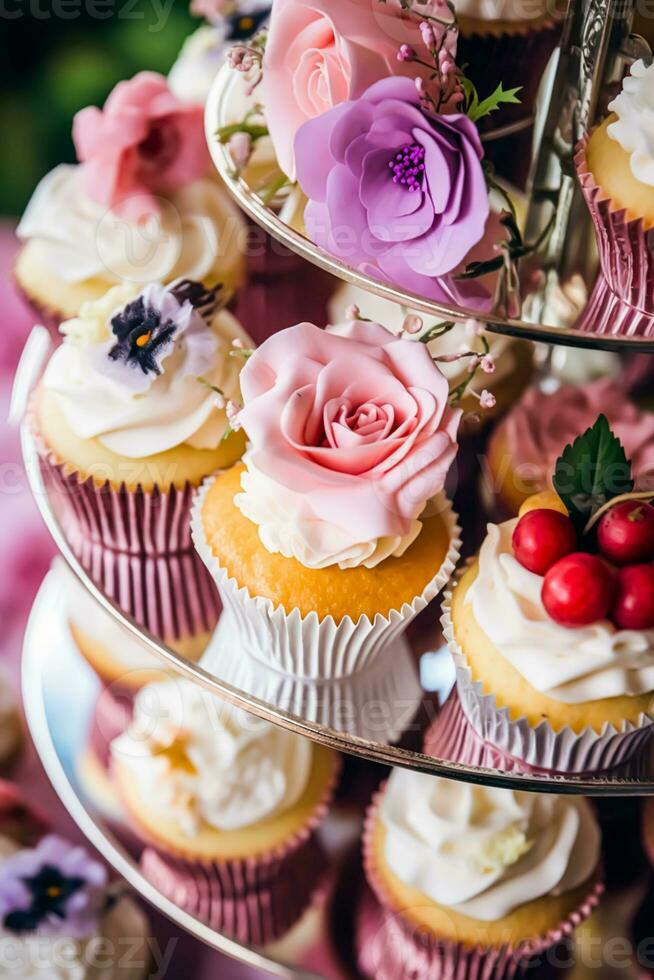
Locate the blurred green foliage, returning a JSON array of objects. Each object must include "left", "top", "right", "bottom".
[{"left": 0, "top": 0, "right": 195, "bottom": 216}]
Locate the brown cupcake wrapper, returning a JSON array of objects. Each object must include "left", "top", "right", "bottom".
[
  {"left": 30, "top": 406, "right": 221, "bottom": 640},
  {"left": 361, "top": 786, "right": 604, "bottom": 980},
  {"left": 575, "top": 135, "right": 654, "bottom": 335},
  {"left": 458, "top": 19, "right": 561, "bottom": 126},
  {"left": 443, "top": 563, "right": 654, "bottom": 773},
  {"left": 121, "top": 752, "right": 340, "bottom": 945}
]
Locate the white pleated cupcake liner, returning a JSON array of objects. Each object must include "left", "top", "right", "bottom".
[
  {"left": 192, "top": 477, "right": 461, "bottom": 680},
  {"left": 201, "top": 629, "right": 422, "bottom": 744},
  {"left": 442, "top": 565, "right": 654, "bottom": 774}
]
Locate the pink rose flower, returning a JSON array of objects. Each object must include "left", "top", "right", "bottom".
[
  {"left": 262, "top": 0, "right": 447, "bottom": 180},
  {"left": 72, "top": 72, "right": 209, "bottom": 223},
  {"left": 238, "top": 320, "right": 461, "bottom": 543}
]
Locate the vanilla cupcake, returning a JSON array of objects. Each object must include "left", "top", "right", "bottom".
[
  {"left": 359, "top": 770, "right": 602, "bottom": 980},
  {"left": 485, "top": 379, "right": 654, "bottom": 517},
  {"left": 111, "top": 680, "right": 339, "bottom": 944},
  {"left": 16, "top": 72, "right": 246, "bottom": 331},
  {"left": 446, "top": 515, "right": 654, "bottom": 772},
  {"left": 0, "top": 834, "right": 150, "bottom": 978},
  {"left": 577, "top": 60, "right": 654, "bottom": 334},
  {"left": 31, "top": 279, "right": 250, "bottom": 638},
  {"left": 61, "top": 562, "right": 208, "bottom": 691},
  {"left": 193, "top": 319, "right": 461, "bottom": 680}
]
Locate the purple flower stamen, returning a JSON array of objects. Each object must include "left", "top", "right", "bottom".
[{"left": 388, "top": 143, "right": 426, "bottom": 192}]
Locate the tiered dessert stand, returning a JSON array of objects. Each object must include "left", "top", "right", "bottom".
[{"left": 20, "top": 1, "right": 654, "bottom": 975}]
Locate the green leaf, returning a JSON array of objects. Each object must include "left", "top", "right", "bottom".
[
  {"left": 553, "top": 415, "right": 634, "bottom": 533},
  {"left": 465, "top": 81, "right": 522, "bottom": 124}
]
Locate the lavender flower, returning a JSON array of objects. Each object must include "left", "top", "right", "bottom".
[
  {"left": 295, "top": 77, "right": 489, "bottom": 304},
  {"left": 0, "top": 836, "right": 108, "bottom": 939}
]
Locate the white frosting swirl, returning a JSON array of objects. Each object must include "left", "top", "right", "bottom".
[
  {"left": 17, "top": 165, "right": 246, "bottom": 290},
  {"left": 235, "top": 451, "right": 424, "bottom": 569},
  {"left": 379, "top": 769, "right": 600, "bottom": 921},
  {"left": 467, "top": 520, "right": 654, "bottom": 703},
  {"left": 454, "top": 0, "right": 549, "bottom": 21},
  {"left": 608, "top": 59, "right": 654, "bottom": 186},
  {"left": 42, "top": 287, "right": 249, "bottom": 458},
  {"left": 112, "top": 681, "right": 312, "bottom": 836}
]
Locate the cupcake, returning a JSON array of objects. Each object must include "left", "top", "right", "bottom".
[
  {"left": 111, "top": 679, "right": 339, "bottom": 944},
  {"left": 16, "top": 72, "right": 246, "bottom": 331},
  {"left": 0, "top": 834, "right": 150, "bottom": 978},
  {"left": 193, "top": 319, "right": 462, "bottom": 680},
  {"left": 455, "top": 1, "right": 561, "bottom": 187},
  {"left": 450, "top": 416, "right": 654, "bottom": 772},
  {"left": 61, "top": 562, "right": 208, "bottom": 692},
  {"left": 485, "top": 379, "right": 654, "bottom": 517},
  {"left": 576, "top": 60, "right": 654, "bottom": 336},
  {"left": 359, "top": 769, "right": 603, "bottom": 980},
  {"left": 31, "top": 278, "right": 250, "bottom": 639}
]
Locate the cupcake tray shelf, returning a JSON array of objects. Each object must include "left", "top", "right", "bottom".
[
  {"left": 205, "top": 0, "right": 654, "bottom": 352},
  {"left": 21, "top": 418, "right": 654, "bottom": 796},
  {"left": 21, "top": 567, "right": 654, "bottom": 980}
]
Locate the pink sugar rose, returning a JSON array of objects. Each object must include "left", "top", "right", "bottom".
[
  {"left": 262, "top": 0, "right": 450, "bottom": 180},
  {"left": 238, "top": 320, "right": 461, "bottom": 543},
  {"left": 73, "top": 72, "right": 209, "bottom": 223}
]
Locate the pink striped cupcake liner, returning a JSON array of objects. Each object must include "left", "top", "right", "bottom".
[
  {"left": 575, "top": 135, "right": 654, "bottom": 337},
  {"left": 30, "top": 409, "right": 221, "bottom": 641},
  {"left": 130, "top": 753, "right": 340, "bottom": 946},
  {"left": 443, "top": 565, "right": 654, "bottom": 774},
  {"left": 360, "top": 787, "right": 604, "bottom": 980},
  {"left": 141, "top": 833, "right": 327, "bottom": 946},
  {"left": 88, "top": 685, "right": 135, "bottom": 772}
]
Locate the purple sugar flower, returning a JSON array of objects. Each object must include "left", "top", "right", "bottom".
[
  {"left": 295, "top": 76, "right": 489, "bottom": 303},
  {"left": 0, "top": 836, "right": 108, "bottom": 939}
]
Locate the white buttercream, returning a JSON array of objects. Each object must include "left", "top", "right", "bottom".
[
  {"left": 608, "top": 59, "right": 654, "bottom": 187},
  {"left": 380, "top": 769, "right": 600, "bottom": 922},
  {"left": 112, "top": 681, "right": 312, "bottom": 837},
  {"left": 235, "top": 450, "right": 424, "bottom": 570},
  {"left": 17, "top": 165, "right": 246, "bottom": 290},
  {"left": 42, "top": 290, "right": 249, "bottom": 458},
  {"left": 467, "top": 520, "right": 654, "bottom": 703},
  {"left": 455, "top": 0, "right": 549, "bottom": 21}
]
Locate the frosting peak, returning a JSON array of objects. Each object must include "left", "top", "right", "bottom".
[
  {"left": 42, "top": 280, "right": 250, "bottom": 457},
  {"left": 112, "top": 681, "right": 312, "bottom": 836},
  {"left": 468, "top": 520, "right": 654, "bottom": 703},
  {"left": 608, "top": 60, "right": 654, "bottom": 187},
  {"left": 234, "top": 320, "right": 460, "bottom": 569},
  {"left": 379, "top": 769, "right": 600, "bottom": 921}
]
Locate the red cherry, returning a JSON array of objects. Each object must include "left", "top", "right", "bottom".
[
  {"left": 512, "top": 509, "right": 577, "bottom": 576},
  {"left": 597, "top": 500, "right": 654, "bottom": 566},
  {"left": 612, "top": 565, "right": 654, "bottom": 630},
  {"left": 542, "top": 553, "right": 617, "bottom": 627}
]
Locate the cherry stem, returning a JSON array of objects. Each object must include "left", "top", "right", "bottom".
[{"left": 583, "top": 490, "right": 654, "bottom": 536}]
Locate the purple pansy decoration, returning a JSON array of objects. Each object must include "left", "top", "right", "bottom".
[
  {"left": 295, "top": 76, "right": 490, "bottom": 303},
  {"left": 0, "top": 836, "right": 108, "bottom": 938}
]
